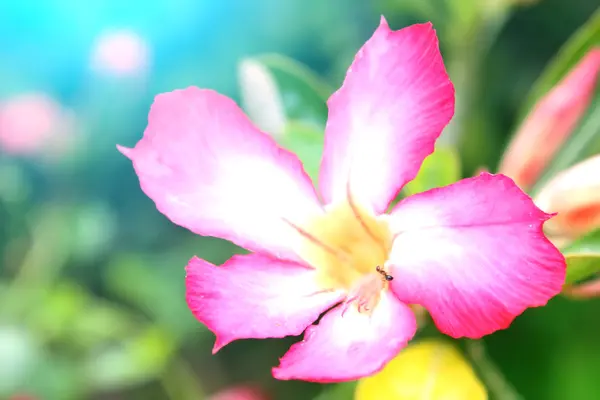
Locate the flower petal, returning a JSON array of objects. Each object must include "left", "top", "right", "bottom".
[
  {"left": 387, "top": 173, "right": 566, "bottom": 339},
  {"left": 272, "top": 290, "right": 416, "bottom": 382},
  {"left": 535, "top": 154, "right": 600, "bottom": 239},
  {"left": 499, "top": 48, "right": 600, "bottom": 189},
  {"left": 319, "top": 17, "right": 454, "bottom": 213},
  {"left": 119, "top": 87, "right": 323, "bottom": 261},
  {"left": 185, "top": 253, "right": 344, "bottom": 352}
]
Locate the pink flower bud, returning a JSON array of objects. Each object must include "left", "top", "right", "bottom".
[
  {"left": 0, "top": 93, "right": 74, "bottom": 157},
  {"left": 563, "top": 277, "right": 600, "bottom": 300},
  {"left": 10, "top": 394, "right": 37, "bottom": 400},
  {"left": 499, "top": 48, "right": 600, "bottom": 189},
  {"left": 535, "top": 155, "right": 600, "bottom": 239},
  {"left": 209, "top": 385, "right": 269, "bottom": 400}
]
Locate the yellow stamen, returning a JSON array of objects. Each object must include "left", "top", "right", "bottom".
[{"left": 292, "top": 197, "right": 393, "bottom": 310}]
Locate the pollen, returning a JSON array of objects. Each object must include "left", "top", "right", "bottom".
[{"left": 292, "top": 193, "right": 393, "bottom": 311}]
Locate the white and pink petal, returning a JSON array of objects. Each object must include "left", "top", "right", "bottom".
[
  {"left": 185, "top": 253, "right": 344, "bottom": 352},
  {"left": 119, "top": 87, "right": 322, "bottom": 262},
  {"left": 387, "top": 173, "right": 566, "bottom": 339},
  {"left": 319, "top": 17, "right": 454, "bottom": 214},
  {"left": 272, "top": 290, "right": 416, "bottom": 382}
]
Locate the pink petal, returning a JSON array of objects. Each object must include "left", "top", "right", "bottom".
[
  {"left": 319, "top": 17, "right": 454, "bottom": 213},
  {"left": 387, "top": 173, "right": 566, "bottom": 339},
  {"left": 119, "top": 87, "right": 323, "bottom": 261},
  {"left": 272, "top": 290, "right": 416, "bottom": 382},
  {"left": 209, "top": 386, "right": 269, "bottom": 400},
  {"left": 534, "top": 154, "right": 600, "bottom": 239},
  {"left": 499, "top": 48, "right": 600, "bottom": 189},
  {"left": 185, "top": 254, "right": 344, "bottom": 352}
]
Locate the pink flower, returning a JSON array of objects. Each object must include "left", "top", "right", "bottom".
[
  {"left": 90, "top": 30, "right": 150, "bottom": 76},
  {"left": 209, "top": 386, "right": 269, "bottom": 400},
  {"left": 119, "top": 18, "right": 565, "bottom": 382},
  {"left": 498, "top": 48, "right": 600, "bottom": 189},
  {"left": 0, "top": 93, "right": 74, "bottom": 156}
]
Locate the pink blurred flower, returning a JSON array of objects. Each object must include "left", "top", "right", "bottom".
[
  {"left": 119, "top": 18, "right": 565, "bottom": 382},
  {"left": 209, "top": 386, "right": 269, "bottom": 400},
  {"left": 535, "top": 155, "right": 600, "bottom": 240},
  {"left": 0, "top": 93, "right": 74, "bottom": 156},
  {"left": 10, "top": 395, "right": 37, "bottom": 400},
  {"left": 90, "top": 30, "right": 149, "bottom": 76},
  {"left": 563, "top": 277, "right": 600, "bottom": 300},
  {"left": 499, "top": 48, "right": 600, "bottom": 189}
]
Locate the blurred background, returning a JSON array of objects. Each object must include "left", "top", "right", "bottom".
[{"left": 1, "top": 0, "right": 599, "bottom": 399}]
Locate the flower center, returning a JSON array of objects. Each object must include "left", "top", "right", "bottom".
[{"left": 291, "top": 196, "right": 393, "bottom": 310}]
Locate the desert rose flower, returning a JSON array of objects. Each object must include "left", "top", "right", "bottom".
[
  {"left": 498, "top": 48, "right": 600, "bottom": 190},
  {"left": 119, "top": 18, "right": 565, "bottom": 382}
]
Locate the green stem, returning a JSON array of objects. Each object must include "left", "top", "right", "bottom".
[
  {"left": 440, "top": 6, "right": 511, "bottom": 147},
  {"left": 465, "top": 340, "right": 522, "bottom": 400},
  {"left": 0, "top": 206, "right": 71, "bottom": 319},
  {"left": 160, "top": 358, "right": 208, "bottom": 400}
]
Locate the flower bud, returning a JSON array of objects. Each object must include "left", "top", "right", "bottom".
[
  {"left": 499, "top": 48, "right": 600, "bottom": 189},
  {"left": 535, "top": 155, "right": 600, "bottom": 240},
  {"left": 209, "top": 385, "right": 269, "bottom": 400},
  {"left": 0, "top": 93, "right": 74, "bottom": 157}
]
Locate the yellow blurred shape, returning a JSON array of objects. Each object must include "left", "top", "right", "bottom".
[{"left": 355, "top": 340, "right": 487, "bottom": 400}]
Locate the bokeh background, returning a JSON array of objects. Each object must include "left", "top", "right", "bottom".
[{"left": 1, "top": 0, "right": 599, "bottom": 399}]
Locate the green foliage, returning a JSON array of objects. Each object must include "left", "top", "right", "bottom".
[
  {"left": 564, "top": 230, "right": 600, "bottom": 284},
  {"left": 87, "top": 326, "right": 175, "bottom": 390},
  {"left": 239, "top": 54, "right": 332, "bottom": 132},
  {"left": 521, "top": 6, "right": 600, "bottom": 118},
  {"left": 533, "top": 90, "right": 600, "bottom": 193},
  {"left": 404, "top": 146, "right": 462, "bottom": 196},
  {"left": 313, "top": 382, "right": 357, "bottom": 400},
  {"left": 279, "top": 120, "right": 324, "bottom": 183}
]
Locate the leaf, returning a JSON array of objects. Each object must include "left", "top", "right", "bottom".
[
  {"left": 520, "top": 6, "right": 600, "bottom": 118},
  {"left": 404, "top": 146, "right": 462, "bottom": 196},
  {"left": 355, "top": 339, "right": 487, "bottom": 400},
  {"left": 279, "top": 120, "right": 324, "bottom": 183},
  {"left": 563, "top": 230, "right": 600, "bottom": 284},
  {"left": 105, "top": 254, "right": 199, "bottom": 342},
  {"left": 238, "top": 58, "right": 287, "bottom": 137},
  {"left": 86, "top": 327, "right": 174, "bottom": 390},
  {"left": 532, "top": 91, "right": 600, "bottom": 193},
  {"left": 29, "top": 351, "right": 85, "bottom": 400},
  {"left": 0, "top": 326, "right": 40, "bottom": 396},
  {"left": 104, "top": 237, "right": 238, "bottom": 342},
  {"left": 238, "top": 54, "right": 332, "bottom": 131},
  {"left": 313, "top": 382, "right": 357, "bottom": 400}
]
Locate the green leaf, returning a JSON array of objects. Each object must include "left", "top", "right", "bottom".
[
  {"left": 278, "top": 121, "right": 324, "bottom": 183},
  {"left": 403, "top": 146, "right": 462, "bottom": 196},
  {"left": 0, "top": 326, "right": 40, "bottom": 396},
  {"left": 279, "top": 120, "right": 324, "bottom": 183},
  {"left": 104, "top": 238, "right": 238, "bottom": 343},
  {"left": 238, "top": 54, "right": 332, "bottom": 132},
  {"left": 312, "top": 382, "right": 357, "bottom": 400},
  {"left": 105, "top": 254, "right": 199, "bottom": 342},
  {"left": 520, "top": 6, "right": 600, "bottom": 118},
  {"left": 29, "top": 352, "right": 85, "bottom": 400},
  {"left": 564, "top": 230, "right": 600, "bottom": 284},
  {"left": 532, "top": 90, "right": 600, "bottom": 193},
  {"left": 87, "top": 327, "right": 174, "bottom": 390}
]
